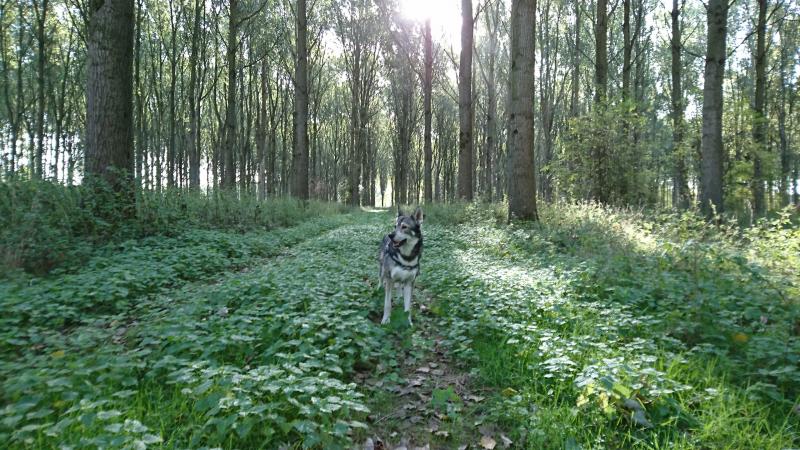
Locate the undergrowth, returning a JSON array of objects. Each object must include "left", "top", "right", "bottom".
[
  {"left": 0, "top": 180, "right": 348, "bottom": 276},
  {"left": 423, "top": 202, "right": 799, "bottom": 448},
  {"left": 1, "top": 200, "right": 798, "bottom": 448}
]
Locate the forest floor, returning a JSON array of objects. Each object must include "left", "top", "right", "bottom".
[{"left": 1, "top": 205, "right": 799, "bottom": 449}]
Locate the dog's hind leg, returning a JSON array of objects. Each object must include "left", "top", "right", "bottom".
[
  {"left": 403, "top": 284, "right": 413, "bottom": 326},
  {"left": 381, "top": 279, "right": 393, "bottom": 324}
]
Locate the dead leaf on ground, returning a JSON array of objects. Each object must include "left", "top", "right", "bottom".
[
  {"left": 480, "top": 435, "right": 497, "bottom": 449},
  {"left": 500, "top": 434, "right": 513, "bottom": 447}
]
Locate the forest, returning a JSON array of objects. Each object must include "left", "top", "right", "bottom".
[{"left": 1, "top": 0, "right": 800, "bottom": 448}]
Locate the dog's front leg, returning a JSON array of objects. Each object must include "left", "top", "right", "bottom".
[
  {"left": 403, "top": 284, "right": 413, "bottom": 326},
  {"left": 381, "top": 279, "right": 393, "bottom": 324}
]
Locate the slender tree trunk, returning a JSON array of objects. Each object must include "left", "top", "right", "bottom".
[
  {"left": 778, "top": 29, "right": 789, "bottom": 206},
  {"left": 187, "top": 0, "right": 202, "bottom": 189},
  {"left": 458, "top": 0, "right": 474, "bottom": 200},
  {"left": 591, "top": 0, "right": 608, "bottom": 203},
  {"left": 423, "top": 18, "right": 433, "bottom": 203},
  {"left": 291, "top": 0, "right": 310, "bottom": 199},
  {"left": 134, "top": 0, "right": 144, "bottom": 184},
  {"left": 750, "top": 0, "right": 767, "bottom": 216},
  {"left": 622, "top": 0, "right": 632, "bottom": 101},
  {"left": 671, "top": 0, "right": 689, "bottom": 209},
  {"left": 570, "top": 2, "right": 580, "bottom": 116},
  {"left": 221, "top": 0, "right": 238, "bottom": 189},
  {"left": 347, "top": 38, "right": 362, "bottom": 206},
  {"left": 34, "top": 0, "right": 49, "bottom": 179},
  {"left": 507, "top": 0, "right": 538, "bottom": 221},
  {"left": 699, "top": 0, "right": 730, "bottom": 217},
  {"left": 594, "top": 0, "right": 608, "bottom": 104}
]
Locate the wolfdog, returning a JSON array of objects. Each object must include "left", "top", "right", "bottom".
[{"left": 379, "top": 207, "right": 424, "bottom": 325}]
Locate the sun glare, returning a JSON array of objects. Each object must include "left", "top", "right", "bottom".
[{"left": 399, "top": 0, "right": 462, "bottom": 49}]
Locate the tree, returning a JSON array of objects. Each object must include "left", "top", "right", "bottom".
[
  {"left": 699, "top": 0, "right": 731, "bottom": 217},
  {"left": 671, "top": 0, "right": 690, "bottom": 209},
  {"left": 458, "top": 0, "right": 474, "bottom": 201},
  {"left": 85, "top": 0, "right": 135, "bottom": 191},
  {"left": 750, "top": 0, "right": 767, "bottom": 217},
  {"left": 291, "top": 0, "right": 309, "bottom": 199},
  {"left": 507, "top": 0, "right": 538, "bottom": 221},
  {"left": 221, "top": 0, "right": 239, "bottom": 189},
  {"left": 422, "top": 18, "right": 432, "bottom": 204}
]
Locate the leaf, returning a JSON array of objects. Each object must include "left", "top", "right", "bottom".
[
  {"left": 480, "top": 435, "right": 497, "bottom": 449},
  {"left": 500, "top": 434, "right": 513, "bottom": 447},
  {"left": 632, "top": 410, "right": 653, "bottom": 428}
]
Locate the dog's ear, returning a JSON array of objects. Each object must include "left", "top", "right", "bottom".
[{"left": 414, "top": 207, "right": 424, "bottom": 224}]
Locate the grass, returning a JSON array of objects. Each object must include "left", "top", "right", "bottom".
[{"left": 1, "top": 199, "right": 798, "bottom": 448}]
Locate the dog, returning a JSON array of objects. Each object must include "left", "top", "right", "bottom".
[{"left": 379, "top": 207, "right": 424, "bottom": 325}]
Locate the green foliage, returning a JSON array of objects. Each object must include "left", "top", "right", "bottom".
[
  {"left": 2, "top": 203, "right": 798, "bottom": 448},
  {"left": 556, "top": 102, "right": 656, "bottom": 206},
  {"left": 0, "top": 180, "right": 349, "bottom": 275},
  {"left": 1, "top": 214, "right": 384, "bottom": 448},
  {"left": 420, "top": 202, "right": 799, "bottom": 448}
]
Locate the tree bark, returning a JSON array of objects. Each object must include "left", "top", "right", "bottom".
[
  {"left": 671, "top": 0, "right": 689, "bottom": 209},
  {"left": 187, "top": 0, "right": 202, "bottom": 189},
  {"left": 291, "top": 0, "right": 310, "bottom": 199},
  {"left": 85, "top": 0, "right": 135, "bottom": 192},
  {"left": 594, "top": 0, "right": 608, "bottom": 104},
  {"left": 458, "top": 0, "right": 474, "bottom": 201},
  {"left": 622, "top": 0, "right": 632, "bottom": 101},
  {"left": 221, "top": 0, "right": 238, "bottom": 189},
  {"left": 33, "top": 0, "right": 50, "bottom": 179},
  {"left": 699, "top": 0, "right": 730, "bottom": 217},
  {"left": 507, "top": 0, "right": 538, "bottom": 221},
  {"left": 750, "top": 0, "right": 767, "bottom": 216},
  {"left": 423, "top": 18, "right": 433, "bottom": 204}
]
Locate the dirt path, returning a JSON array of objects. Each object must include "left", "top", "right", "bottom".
[{"left": 355, "top": 288, "right": 509, "bottom": 450}]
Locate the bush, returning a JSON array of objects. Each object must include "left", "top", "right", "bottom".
[{"left": 0, "top": 180, "right": 350, "bottom": 276}]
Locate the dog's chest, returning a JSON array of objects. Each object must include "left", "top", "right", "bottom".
[{"left": 390, "top": 264, "right": 418, "bottom": 283}]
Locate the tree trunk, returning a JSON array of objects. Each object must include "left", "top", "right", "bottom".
[
  {"left": 570, "top": 1, "right": 580, "bottom": 116},
  {"left": 423, "top": 18, "right": 433, "bottom": 204},
  {"left": 750, "top": 0, "right": 767, "bottom": 216},
  {"left": 507, "top": 0, "right": 538, "bottom": 221},
  {"left": 85, "top": 0, "right": 135, "bottom": 192},
  {"left": 291, "top": 0, "right": 310, "bottom": 199},
  {"left": 34, "top": 0, "right": 50, "bottom": 179},
  {"left": 187, "top": 0, "right": 202, "bottom": 189},
  {"left": 778, "top": 27, "right": 789, "bottom": 207},
  {"left": 699, "top": 0, "right": 729, "bottom": 217},
  {"left": 622, "top": 0, "right": 632, "bottom": 101},
  {"left": 458, "top": 0, "right": 474, "bottom": 201},
  {"left": 594, "top": 0, "right": 608, "bottom": 104},
  {"left": 671, "top": 0, "right": 689, "bottom": 209},
  {"left": 221, "top": 0, "right": 238, "bottom": 189}
]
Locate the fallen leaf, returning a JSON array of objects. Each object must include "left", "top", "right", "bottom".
[
  {"left": 417, "top": 367, "right": 431, "bottom": 373},
  {"left": 500, "top": 434, "right": 513, "bottom": 447},
  {"left": 480, "top": 436, "right": 497, "bottom": 449},
  {"left": 632, "top": 410, "right": 653, "bottom": 428},
  {"left": 467, "top": 395, "right": 485, "bottom": 403}
]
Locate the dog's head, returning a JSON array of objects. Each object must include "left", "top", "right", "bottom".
[{"left": 389, "top": 207, "right": 424, "bottom": 249}]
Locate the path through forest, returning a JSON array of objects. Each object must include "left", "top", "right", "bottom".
[{"left": 2, "top": 208, "right": 797, "bottom": 449}]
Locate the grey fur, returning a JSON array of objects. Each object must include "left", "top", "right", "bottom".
[{"left": 379, "top": 207, "right": 424, "bottom": 325}]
